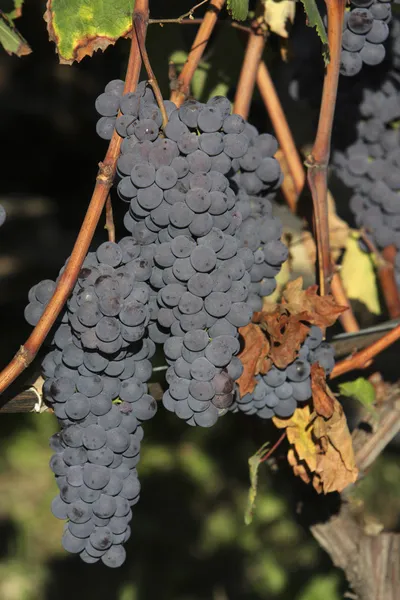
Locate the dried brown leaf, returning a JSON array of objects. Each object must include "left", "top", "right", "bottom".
[
  {"left": 287, "top": 448, "right": 311, "bottom": 484},
  {"left": 259, "top": 311, "right": 310, "bottom": 369},
  {"left": 274, "top": 396, "right": 358, "bottom": 494},
  {"left": 283, "top": 277, "right": 347, "bottom": 328},
  {"left": 311, "top": 363, "right": 335, "bottom": 418},
  {"left": 237, "top": 323, "right": 270, "bottom": 396}
]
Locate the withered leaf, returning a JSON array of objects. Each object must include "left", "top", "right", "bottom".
[
  {"left": 274, "top": 397, "right": 358, "bottom": 494},
  {"left": 288, "top": 448, "right": 311, "bottom": 484},
  {"left": 259, "top": 311, "right": 310, "bottom": 369},
  {"left": 283, "top": 277, "right": 347, "bottom": 329},
  {"left": 311, "top": 363, "right": 335, "bottom": 418},
  {"left": 237, "top": 323, "right": 270, "bottom": 396}
]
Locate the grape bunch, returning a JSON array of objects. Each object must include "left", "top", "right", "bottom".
[
  {"left": 230, "top": 326, "right": 335, "bottom": 419},
  {"left": 340, "top": 0, "right": 391, "bottom": 77},
  {"left": 332, "top": 75, "right": 400, "bottom": 267},
  {"left": 93, "top": 79, "right": 287, "bottom": 426},
  {"left": 24, "top": 80, "right": 290, "bottom": 565},
  {"left": 25, "top": 239, "right": 158, "bottom": 567}
]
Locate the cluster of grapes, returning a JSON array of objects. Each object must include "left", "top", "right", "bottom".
[
  {"left": 340, "top": 0, "right": 391, "bottom": 77},
  {"left": 230, "top": 326, "right": 335, "bottom": 419},
  {"left": 24, "top": 80, "right": 292, "bottom": 566},
  {"left": 332, "top": 75, "right": 400, "bottom": 284},
  {"left": 94, "top": 79, "right": 287, "bottom": 426},
  {"left": 25, "top": 240, "right": 158, "bottom": 567}
]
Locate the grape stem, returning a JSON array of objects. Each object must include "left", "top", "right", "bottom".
[
  {"left": 358, "top": 234, "right": 400, "bottom": 319},
  {"left": 380, "top": 246, "right": 400, "bottom": 319},
  {"left": 305, "top": 0, "right": 346, "bottom": 296},
  {"left": 256, "top": 61, "right": 305, "bottom": 209},
  {"left": 0, "top": 0, "right": 149, "bottom": 396},
  {"left": 233, "top": 19, "right": 305, "bottom": 211},
  {"left": 234, "top": 16, "right": 358, "bottom": 333},
  {"left": 148, "top": 0, "right": 210, "bottom": 24},
  {"left": 233, "top": 20, "right": 266, "bottom": 120},
  {"left": 105, "top": 194, "right": 116, "bottom": 242},
  {"left": 259, "top": 431, "right": 287, "bottom": 464},
  {"left": 134, "top": 15, "right": 169, "bottom": 128},
  {"left": 170, "top": 0, "right": 226, "bottom": 106}
]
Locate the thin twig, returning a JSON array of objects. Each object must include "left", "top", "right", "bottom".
[
  {"left": 259, "top": 431, "right": 286, "bottom": 464},
  {"left": 148, "top": 0, "right": 209, "bottom": 24},
  {"left": 256, "top": 60, "right": 305, "bottom": 204},
  {"left": 0, "top": 0, "right": 149, "bottom": 395},
  {"left": 306, "top": 0, "right": 346, "bottom": 296},
  {"left": 149, "top": 16, "right": 251, "bottom": 34},
  {"left": 233, "top": 23, "right": 266, "bottom": 119},
  {"left": 330, "top": 322, "right": 400, "bottom": 379},
  {"left": 359, "top": 233, "right": 400, "bottom": 319},
  {"left": 170, "top": 0, "right": 226, "bottom": 106},
  {"left": 134, "top": 16, "right": 168, "bottom": 128},
  {"left": 331, "top": 271, "right": 359, "bottom": 333},
  {"left": 381, "top": 246, "right": 400, "bottom": 319},
  {"left": 105, "top": 194, "right": 115, "bottom": 242}
]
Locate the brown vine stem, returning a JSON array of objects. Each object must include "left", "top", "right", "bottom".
[
  {"left": 359, "top": 233, "right": 400, "bottom": 319},
  {"left": 381, "top": 245, "right": 400, "bottom": 318},
  {"left": 256, "top": 61, "right": 305, "bottom": 205},
  {"left": 134, "top": 16, "right": 168, "bottom": 128},
  {"left": 105, "top": 194, "right": 115, "bottom": 242},
  {"left": 233, "top": 23, "right": 266, "bottom": 119},
  {"left": 170, "top": 0, "right": 226, "bottom": 106},
  {"left": 306, "top": 0, "right": 346, "bottom": 296},
  {"left": 330, "top": 321, "right": 400, "bottom": 379},
  {"left": 0, "top": 0, "right": 149, "bottom": 395}
]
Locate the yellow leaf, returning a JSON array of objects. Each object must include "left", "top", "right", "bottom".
[
  {"left": 261, "top": 0, "right": 296, "bottom": 38},
  {"left": 341, "top": 236, "right": 381, "bottom": 315},
  {"left": 273, "top": 405, "right": 317, "bottom": 472},
  {"left": 273, "top": 399, "right": 358, "bottom": 493}
]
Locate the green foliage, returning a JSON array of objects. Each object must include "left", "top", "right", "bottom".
[
  {"left": 0, "top": 11, "right": 31, "bottom": 56},
  {"left": 339, "top": 377, "right": 377, "bottom": 415},
  {"left": 299, "top": 0, "right": 329, "bottom": 65},
  {"left": 44, "top": 0, "right": 134, "bottom": 64},
  {"left": 227, "top": 0, "right": 249, "bottom": 21},
  {"left": 6, "top": 0, "right": 24, "bottom": 20}
]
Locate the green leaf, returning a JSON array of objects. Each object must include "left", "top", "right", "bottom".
[
  {"left": 245, "top": 441, "right": 270, "bottom": 525},
  {"left": 341, "top": 235, "right": 381, "bottom": 316},
  {"left": 339, "top": 377, "right": 376, "bottom": 414},
  {"left": 0, "top": 10, "right": 31, "bottom": 56},
  {"left": 44, "top": 0, "right": 134, "bottom": 64},
  {"left": 299, "top": 0, "right": 329, "bottom": 65},
  {"left": 6, "top": 0, "right": 24, "bottom": 20},
  {"left": 227, "top": 0, "right": 249, "bottom": 21}
]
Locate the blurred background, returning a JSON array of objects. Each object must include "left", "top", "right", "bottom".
[{"left": 0, "top": 1, "right": 399, "bottom": 599}]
